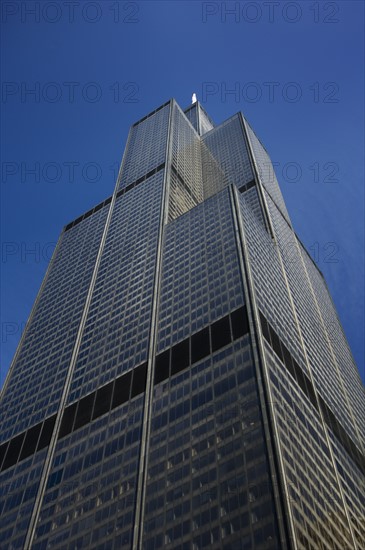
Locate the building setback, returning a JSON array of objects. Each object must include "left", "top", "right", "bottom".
[{"left": 0, "top": 99, "right": 364, "bottom": 550}]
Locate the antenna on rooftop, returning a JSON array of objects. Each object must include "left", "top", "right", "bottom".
[{"left": 192, "top": 93, "right": 197, "bottom": 104}]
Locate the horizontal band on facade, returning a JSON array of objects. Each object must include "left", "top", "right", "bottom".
[
  {"left": 63, "top": 163, "right": 166, "bottom": 234},
  {"left": 238, "top": 179, "right": 256, "bottom": 194},
  {"left": 259, "top": 311, "right": 365, "bottom": 476},
  {"left": 0, "top": 306, "right": 248, "bottom": 473},
  {"left": 132, "top": 100, "right": 170, "bottom": 128},
  {"left": 63, "top": 196, "right": 113, "bottom": 232},
  {"left": 117, "top": 163, "right": 165, "bottom": 198},
  {"left": 154, "top": 306, "right": 249, "bottom": 385},
  {"left": 0, "top": 416, "right": 56, "bottom": 473}
]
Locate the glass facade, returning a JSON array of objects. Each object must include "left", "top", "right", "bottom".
[
  {"left": 0, "top": 205, "right": 110, "bottom": 442},
  {"left": 144, "top": 338, "right": 280, "bottom": 550},
  {"left": 1, "top": 99, "right": 364, "bottom": 550},
  {"left": 67, "top": 172, "right": 164, "bottom": 403}
]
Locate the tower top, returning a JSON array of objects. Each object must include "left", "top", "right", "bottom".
[{"left": 192, "top": 93, "right": 197, "bottom": 104}]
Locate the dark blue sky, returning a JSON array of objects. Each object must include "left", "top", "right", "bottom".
[{"left": 1, "top": 0, "right": 364, "bottom": 385}]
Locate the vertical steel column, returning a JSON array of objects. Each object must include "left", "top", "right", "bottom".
[{"left": 132, "top": 99, "right": 175, "bottom": 550}]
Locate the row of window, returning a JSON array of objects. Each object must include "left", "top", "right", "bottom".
[
  {"left": 267, "top": 352, "right": 353, "bottom": 549},
  {"left": 64, "top": 197, "right": 111, "bottom": 232},
  {"left": 116, "top": 162, "right": 165, "bottom": 200},
  {"left": 155, "top": 306, "right": 248, "bottom": 385},
  {"left": 260, "top": 310, "right": 365, "bottom": 476},
  {"left": 171, "top": 165, "right": 200, "bottom": 205},
  {"left": 0, "top": 208, "right": 109, "bottom": 441},
  {"left": 67, "top": 175, "right": 163, "bottom": 402},
  {"left": 0, "top": 306, "right": 249, "bottom": 473},
  {"left": 144, "top": 338, "right": 278, "bottom": 550},
  {"left": 132, "top": 100, "right": 170, "bottom": 129}
]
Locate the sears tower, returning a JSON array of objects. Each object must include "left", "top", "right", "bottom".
[{"left": 1, "top": 99, "right": 364, "bottom": 550}]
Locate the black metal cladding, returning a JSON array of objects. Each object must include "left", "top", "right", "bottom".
[
  {"left": 211, "top": 316, "right": 231, "bottom": 352},
  {"left": 19, "top": 423, "right": 42, "bottom": 461},
  {"left": 231, "top": 306, "right": 249, "bottom": 339},
  {"left": 37, "top": 416, "right": 56, "bottom": 451},
  {"left": 171, "top": 339, "right": 190, "bottom": 375},
  {"left": 0, "top": 415, "right": 57, "bottom": 472},
  {"left": 131, "top": 363, "right": 147, "bottom": 398},
  {"left": 92, "top": 381, "right": 113, "bottom": 420},
  {"left": 112, "top": 370, "right": 132, "bottom": 409},
  {"left": 191, "top": 327, "right": 210, "bottom": 364},
  {"left": 73, "top": 392, "right": 95, "bottom": 430},
  {"left": 0, "top": 440, "right": 8, "bottom": 468},
  {"left": 2, "top": 433, "right": 25, "bottom": 470},
  {"left": 58, "top": 402, "right": 77, "bottom": 439},
  {"left": 154, "top": 350, "right": 170, "bottom": 385}
]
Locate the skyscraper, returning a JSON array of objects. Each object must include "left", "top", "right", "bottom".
[{"left": 0, "top": 99, "right": 364, "bottom": 550}]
